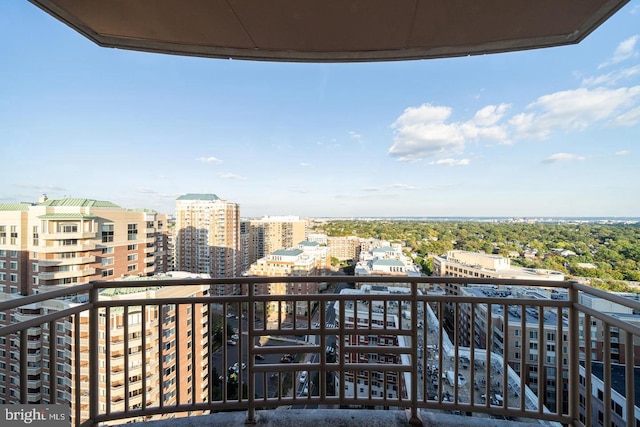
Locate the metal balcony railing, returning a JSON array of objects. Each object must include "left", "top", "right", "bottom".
[{"left": 1, "top": 276, "right": 639, "bottom": 427}]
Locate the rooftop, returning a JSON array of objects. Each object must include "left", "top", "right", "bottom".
[
  {"left": 176, "top": 193, "right": 220, "bottom": 201},
  {"left": 40, "top": 197, "right": 120, "bottom": 207}
]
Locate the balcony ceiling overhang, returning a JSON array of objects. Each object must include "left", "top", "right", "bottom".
[{"left": 29, "top": 0, "right": 629, "bottom": 62}]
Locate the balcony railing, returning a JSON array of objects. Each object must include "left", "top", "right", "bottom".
[{"left": 1, "top": 276, "right": 639, "bottom": 427}]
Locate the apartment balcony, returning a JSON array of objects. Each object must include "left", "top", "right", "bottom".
[
  {"left": 39, "top": 242, "right": 96, "bottom": 253},
  {"left": 1, "top": 276, "right": 638, "bottom": 427},
  {"left": 40, "top": 231, "right": 97, "bottom": 240},
  {"left": 38, "top": 256, "right": 96, "bottom": 267},
  {"left": 38, "top": 268, "right": 96, "bottom": 281}
]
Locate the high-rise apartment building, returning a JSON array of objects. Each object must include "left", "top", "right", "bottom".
[
  {"left": 78, "top": 279, "right": 209, "bottom": 425},
  {"left": 433, "top": 250, "right": 565, "bottom": 297},
  {"left": 174, "top": 194, "right": 241, "bottom": 294},
  {"left": 242, "top": 216, "right": 306, "bottom": 268},
  {"left": 0, "top": 196, "right": 168, "bottom": 414},
  {"left": 0, "top": 196, "right": 168, "bottom": 295},
  {"left": 336, "top": 286, "right": 411, "bottom": 400},
  {"left": 247, "top": 241, "right": 330, "bottom": 318}
]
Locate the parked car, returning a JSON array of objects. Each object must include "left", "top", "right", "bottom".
[
  {"left": 231, "top": 334, "right": 239, "bottom": 340},
  {"left": 299, "top": 371, "right": 308, "bottom": 384},
  {"left": 280, "top": 354, "right": 293, "bottom": 363},
  {"left": 226, "top": 340, "right": 237, "bottom": 346}
]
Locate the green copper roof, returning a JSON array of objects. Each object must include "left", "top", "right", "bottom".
[
  {"left": 38, "top": 213, "right": 96, "bottom": 219},
  {"left": 272, "top": 249, "right": 303, "bottom": 256},
  {"left": 0, "top": 203, "right": 31, "bottom": 212},
  {"left": 372, "top": 258, "right": 405, "bottom": 267},
  {"left": 100, "top": 286, "right": 162, "bottom": 296},
  {"left": 41, "top": 198, "right": 120, "bottom": 208},
  {"left": 176, "top": 193, "right": 220, "bottom": 201},
  {"left": 298, "top": 241, "right": 318, "bottom": 247}
]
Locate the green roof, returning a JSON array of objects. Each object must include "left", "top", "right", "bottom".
[
  {"left": 372, "top": 258, "right": 405, "bottom": 267},
  {"left": 38, "top": 213, "right": 97, "bottom": 219},
  {"left": 176, "top": 193, "right": 219, "bottom": 201},
  {"left": 100, "top": 286, "right": 162, "bottom": 296},
  {"left": 272, "top": 249, "right": 303, "bottom": 256},
  {"left": 0, "top": 203, "right": 31, "bottom": 212},
  {"left": 298, "top": 241, "right": 318, "bottom": 247},
  {"left": 41, "top": 198, "right": 120, "bottom": 208}
]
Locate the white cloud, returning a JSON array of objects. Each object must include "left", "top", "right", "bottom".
[
  {"left": 300, "top": 162, "right": 311, "bottom": 167},
  {"left": 429, "top": 158, "right": 471, "bottom": 166},
  {"left": 288, "top": 187, "right": 308, "bottom": 193},
  {"left": 582, "top": 65, "right": 640, "bottom": 87},
  {"left": 541, "top": 153, "right": 586, "bottom": 164},
  {"left": 615, "top": 150, "right": 631, "bottom": 156},
  {"left": 196, "top": 156, "right": 223, "bottom": 164},
  {"left": 348, "top": 131, "right": 361, "bottom": 140},
  {"left": 137, "top": 188, "right": 157, "bottom": 194},
  {"left": 389, "top": 103, "right": 509, "bottom": 161},
  {"left": 388, "top": 184, "right": 419, "bottom": 190},
  {"left": 362, "top": 187, "right": 381, "bottom": 192},
  {"left": 15, "top": 184, "right": 66, "bottom": 191},
  {"left": 512, "top": 86, "right": 640, "bottom": 140},
  {"left": 609, "top": 105, "right": 640, "bottom": 126},
  {"left": 598, "top": 35, "right": 639, "bottom": 69},
  {"left": 218, "top": 172, "right": 246, "bottom": 180},
  {"left": 469, "top": 104, "right": 509, "bottom": 126}
]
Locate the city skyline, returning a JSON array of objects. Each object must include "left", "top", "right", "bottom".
[{"left": 1, "top": 2, "right": 639, "bottom": 218}]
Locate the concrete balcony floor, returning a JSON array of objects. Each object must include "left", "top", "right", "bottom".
[{"left": 131, "top": 409, "right": 545, "bottom": 427}]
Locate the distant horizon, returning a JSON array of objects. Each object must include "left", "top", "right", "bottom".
[
  {"left": 1, "top": 2, "right": 639, "bottom": 218},
  {"left": 3, "top": 194, "right": 640, "bottom": 223}
]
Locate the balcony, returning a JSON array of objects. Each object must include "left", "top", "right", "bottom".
[
  {"left": 39, "top": 242, "right": 96, "bottom": 253},
  {"left": 40, "top": 231, "right": 97, "bottom": 240},
  {"left": 38, "top": 268, "right": 96, "bottom": 281},
  {"left": 38, "top": 256, "right": 96, "bottom": 267},
  {"left": 0, "top": 276, "right": 639, "bottom": 427}
]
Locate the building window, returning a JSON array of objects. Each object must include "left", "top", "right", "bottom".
[
  {"left": 127, "top": 254, "right": 138, "bottom": 261},
  {"left": 101, "top": 224, "right": 114, "bottom": 243},
  {"left": 10, "top": 226, "right": 17, "bottom": 245},
  {"left": 0, "top": 226, "right": 5, "bottom": 244},
  {"left": 127, "top": 244, "right": 137, "bottom": 251},
  {"left": 127, "top": 265, "right": 137, "bottom": 272},
  {"left": 127, "top": 224, "right": 138, "bottom": 241},
  {"left": 101, "top": 247, "right": 113, "bottom": 255},
  {"left": 102, "top": 269, "right": 113, "bottom": 278},
  {"left": 10, "top": 262, "right": 17, "bottom": 270},
  {"left": 9, "top": 274, "right": 17, "bottom": 283},
  {"left": 60, "top": 224, "right": 78, "bottom": 233},
  {"left": 101, "top": 258, "right": 114, "bottom": 266}
]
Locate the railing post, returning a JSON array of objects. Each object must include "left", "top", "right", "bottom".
[
  {"left": 568, "top": 281, "right": 580, "bottom": 425},
  {"left": 246, "top": 281, "right": 256, "bottom": 425},
  {"left": 89, "top": 283, "right": 99, "bottom": 426},
  {"left": 408, "top": 281, "right": 423, "bottom": 426}
]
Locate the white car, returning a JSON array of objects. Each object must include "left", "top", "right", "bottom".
[{"left": 299, "top": 371, "right": 308, "bottom": 384}]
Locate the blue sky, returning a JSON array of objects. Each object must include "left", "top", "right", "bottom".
[{"left": 1, "top": 2, "right": 639, "bottom": 218}]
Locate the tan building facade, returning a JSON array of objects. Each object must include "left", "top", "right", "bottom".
[
  {"left": 0, "top": 196, "right": 168, "bottom": 413},
  {"left": 247, "top": 241, "right": 330, "bottom": 318},
  {"left": 242, "top": 216, "right": 306, "bottom": 268},
  {"left": 174, "top": 194, "right": 241, "bottom": 294}
]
